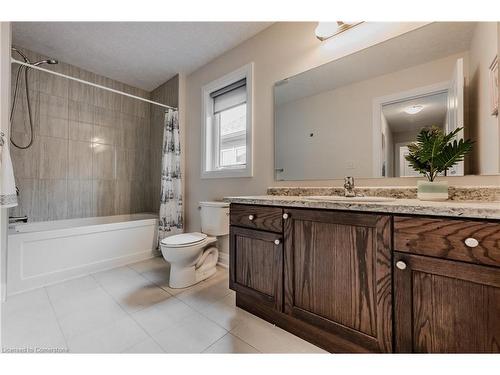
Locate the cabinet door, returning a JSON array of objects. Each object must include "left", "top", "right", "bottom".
[
  {"left": 283, "top": 209, "right": 392, "bottom": 353},
  {"left": 394, "top": 252, "right": 500, "bottom": 353},
  {"left": 229, "top": 226, "right": 283, "bottom": 311}
]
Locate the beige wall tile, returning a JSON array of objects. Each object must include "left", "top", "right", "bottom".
[
  {"left": 10, "top": 132, "right": 40, "bottom": 179},
  {"left": 68, "top": 141, "right": 92, "bottom": 179},
  {"left": 37, "top": 179, "right": 68, "bottom": 221},
  {"left": 69, "top": 120, "right": 93, "bottom": 142},
  {"left": 114, "top": 181, "right": 131, "bottom": 215},
  {"left": 8, "top": 178, "right": 38, "bottom": 220},
  {"left": 11, "top": 46, "right": 156, "bottom": 221},
  {"left": 68, "top": 66, "right": 95, "bottom": 104},
  {"left": 69, "top": 100, "right": 94, "bottom": 124},
  {"left": 92, "top": 180, "right": 116, "bottom": 216},
  {"left": 39, "top": 93, "right": 68, "bottom": 120},
  {"left": 39, "top": 136, "right": 68, "bottom": 179},
  {"left": 39, "top": 116, "right": 68, "bottom": 139},
  {"left": 67, "top": 180, "right": 93, "bottom": 218},
  {"left": 95, "top": 107, "right": 119, "bottom": 128},
  {"left": 38, "top": 62, "right": 69, "bottom": 98},
  {"left": 93, "top": 125, "right": 117, "bottom": 145},
  {"left": 92, "top": 143, "right": 115, "bottom": 180}
]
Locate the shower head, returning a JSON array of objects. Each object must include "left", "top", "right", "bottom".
[{"left": 33, "top": 59, "right": 59, "bottom": 66}]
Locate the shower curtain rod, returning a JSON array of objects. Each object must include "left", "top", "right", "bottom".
[{"left": 11, "top": 58, "right": 178, "bottom": 111}]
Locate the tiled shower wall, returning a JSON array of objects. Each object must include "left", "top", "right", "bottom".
[
  {"left": 9, "top": 46, "right": 153, "bottom": 221},
  {"left": 149, "top": 75, "right": 179, "bottom": 213}
]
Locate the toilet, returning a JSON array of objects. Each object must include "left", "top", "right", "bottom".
[{"left": 160, "top": 201, "right": 229, "bottom": 288}]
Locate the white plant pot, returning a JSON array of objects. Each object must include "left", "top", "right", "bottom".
[{"left": 417, "top": 181, "right": 449, "bottom": 201}]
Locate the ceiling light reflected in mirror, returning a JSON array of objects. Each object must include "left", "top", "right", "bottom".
[{"left": 404, "top": 105, "right": 424, "bottom": 115}]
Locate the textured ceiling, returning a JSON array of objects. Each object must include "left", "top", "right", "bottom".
[{"left": 12, "top": 22, "right": 273, "bottom": 91}]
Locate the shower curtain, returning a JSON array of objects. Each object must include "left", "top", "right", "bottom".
[{"left": 158, "top": 108, "right": 183, "bottom": 242}]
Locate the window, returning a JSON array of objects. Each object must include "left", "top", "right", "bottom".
[{"left": 201, "top": 63, "right": 253, "bottom": 178}]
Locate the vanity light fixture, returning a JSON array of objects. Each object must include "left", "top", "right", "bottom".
[
  {"left": 404, "top": 105, "right": 424, "bottom": 115},
  {"left": 315, "top": 22, "right": 363, "bottom": 41}
]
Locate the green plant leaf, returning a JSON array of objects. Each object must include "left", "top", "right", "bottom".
[{"left": 404, "top": 126, "right": 473, "bottom": 181}]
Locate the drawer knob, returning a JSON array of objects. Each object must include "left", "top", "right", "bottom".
[
  {"left": 274, "top": 239, "right": 281, "bottom": 245},
  {"left": 396, "top": 261, "right": 407, "bottom": 270},
  {"left": 465, "top": 237, "right": 479, "bottom": 248},
  {"left": 283, "top": 213, "right": 289, "bottom": 219},
  {"left": 248, "top": 215, "right": 255, "bottom": 221}
]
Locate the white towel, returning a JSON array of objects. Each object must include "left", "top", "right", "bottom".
[{"left": 0, "top": 132, "right": 18, "bottom": 208}]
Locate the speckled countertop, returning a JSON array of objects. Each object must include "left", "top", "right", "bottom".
[{"left": 223, "top": 195, "right": 500, "bottom": 220}]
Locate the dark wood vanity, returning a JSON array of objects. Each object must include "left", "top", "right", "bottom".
[{"left": 228, "top": 203, "right": 500, "bottom": 353}]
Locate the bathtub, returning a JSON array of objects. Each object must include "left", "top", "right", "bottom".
[{"left": 7, "top": 213, "right": 158, "bottom": 296}]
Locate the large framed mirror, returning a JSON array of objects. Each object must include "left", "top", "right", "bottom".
[{"left": 274, "top": 22, "right": 499, "bottom": 181}]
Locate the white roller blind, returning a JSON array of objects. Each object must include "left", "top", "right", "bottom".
[{"left": 211, "top": 78, "right": 246, "bottom": 114}]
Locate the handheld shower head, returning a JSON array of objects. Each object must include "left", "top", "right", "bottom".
[{"left": 33, "top": 59, "right": 59, "bottom": 66}]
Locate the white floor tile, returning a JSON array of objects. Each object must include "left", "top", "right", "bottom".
[
  {"left": 92, "top": 266, "right": 146, "bottom": 287},
  {"left": 132, "top": 298, "right": 199, "bottom": 335},
  {"left": 123, "top": 338, "right": 164, "bottom": 353},
  {"left": 2, "top": 290, "right": 67, "bottom": 351},
  {"left": 46, "top": 275, "right": 100, "bottom": 302},
  {"left": 151, "top": 312, "right": 227, "bottom": 353},
  {"left": 128, "top": 257, "right": 168, "bottom": 274},
  {"left": 106, "top": 280, "right": 173, "bottom": 313},
  {"left": 67, "top": 316, "right": 148, "bottom": 353},
  {"left": 203, "top": 333, "right": 259, "bottom": 353},
  {"left": 231, "top": 314, "right": 327, "bottom": 353},
  {"left": 51, "top": 287, "right": 127, "bottom": 340},
  {"left": 2, "top": 263, "right": 325, "bottom": 354},
  {"left": 176, "top": 278, "right": 232, "bottom": 312},
  {"left": 3, "top": 288, "right": 50, "bottom": 316},
  {"left": 199, "top": 298, "right": 259, "bottom": 331}
]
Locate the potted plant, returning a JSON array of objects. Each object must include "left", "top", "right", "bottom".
[{"left": 405, "top": 126, "right": 473, "bottom": 201}]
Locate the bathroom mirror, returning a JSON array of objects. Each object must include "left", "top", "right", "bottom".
[{"left": 274, "top": 22, "right": 500, "bottom": 180}]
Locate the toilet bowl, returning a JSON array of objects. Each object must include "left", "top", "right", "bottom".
[{"left": 160, "top": 201, "right": 229, "bottom": 288}]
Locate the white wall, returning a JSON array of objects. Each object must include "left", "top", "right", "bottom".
[
  {"left": 469, "top": 22, "right": 500, "bottom": 174},
  {"left": 0, "top": 22, "right": 12, "bottom": 345},
  {"left": 184, "top": 22, "right": 500, "bottom": 236}
]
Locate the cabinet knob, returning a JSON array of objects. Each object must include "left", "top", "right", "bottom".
[
  {"left": 248, "top": 214, "right": 254, "bottom": 221},
  {"left": 396, "top": 261, "right": 407, "bottom": 270},
  {"left": 274, "top": 239, "right": 281, "bottom": 245},
  {"left": 464, "top": 237, "right": 479, "bottom": 248},
  {"left": 283, "top": 213, "right": 289, "bottom": 219}
]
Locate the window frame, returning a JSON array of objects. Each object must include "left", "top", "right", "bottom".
[{"left": 201, "top": 62, "right": 253, "bottom": 179}]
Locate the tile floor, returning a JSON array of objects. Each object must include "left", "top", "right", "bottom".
[{"left": 1, "top": 257, "right": 327, "bottom": 353}]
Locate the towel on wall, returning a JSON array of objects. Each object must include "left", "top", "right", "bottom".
[{"left": 0, "top": 131, "right": 18, "bottom": 208}]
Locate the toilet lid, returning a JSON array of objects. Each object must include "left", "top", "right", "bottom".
[{"left": 161, "top": 232, "right": 208, "bottom": 247}]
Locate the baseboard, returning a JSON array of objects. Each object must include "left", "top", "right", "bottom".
[{"left": 217, "top": 252, "right": 229, "bottom": 268}]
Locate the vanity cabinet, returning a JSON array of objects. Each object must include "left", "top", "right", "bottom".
[
  {"left": 229, "top": 226, "right": 283, "bottom": 311},
  {"left": 228, "top": 203, "right": 500, "bottom": 353},
  {"left": 393, "top": 252, "right": 500, "bottom": 353},
  {"left": 393, "top": 216, "right": 500, "bottom": 353},
  {"left": 282, "top": 209, "right": 393, "bottom": 353}
]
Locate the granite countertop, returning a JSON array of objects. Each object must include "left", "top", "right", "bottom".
[{"left": 223, "top": 195, "right": 500, "bottom": 220}]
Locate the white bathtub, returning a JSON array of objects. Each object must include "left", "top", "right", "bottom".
[{"left": 7, "top": 213, "right": 158, "bottom": 296}]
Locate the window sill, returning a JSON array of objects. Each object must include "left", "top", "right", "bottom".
[{"left": 201, "top": 167, "right": 253, "bottom": 179}]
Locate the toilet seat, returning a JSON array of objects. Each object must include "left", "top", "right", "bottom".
[{"left": 161, "top": 232, "right": 208, "bottom": 248}]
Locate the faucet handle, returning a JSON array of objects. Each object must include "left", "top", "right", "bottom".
[{"left": 344, "top": 176, "right": 354, "bottom": 188}]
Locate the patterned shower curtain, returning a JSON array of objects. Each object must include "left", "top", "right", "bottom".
[{"left": 158, "top": 108, "right": 183, "bottom": 242}]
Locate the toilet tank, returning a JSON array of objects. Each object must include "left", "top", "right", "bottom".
[{"left": 199, "top": 201, "right": 230, "bottom": 236}]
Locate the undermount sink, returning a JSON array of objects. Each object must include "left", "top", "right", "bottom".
[{"left": 305, "top": 195, "right": 396, "bottom": 202}]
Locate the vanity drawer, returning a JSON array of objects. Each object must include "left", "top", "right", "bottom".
[
  {"left": 230, "top": 204, "right": 283, "bottom": 233},
  {"left": 394, "top": 216, "right": 500, "bottom": 267}
]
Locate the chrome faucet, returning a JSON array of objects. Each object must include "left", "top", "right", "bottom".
[{"left": 344, "top": 176, "right": 355, "bottom": 197}]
